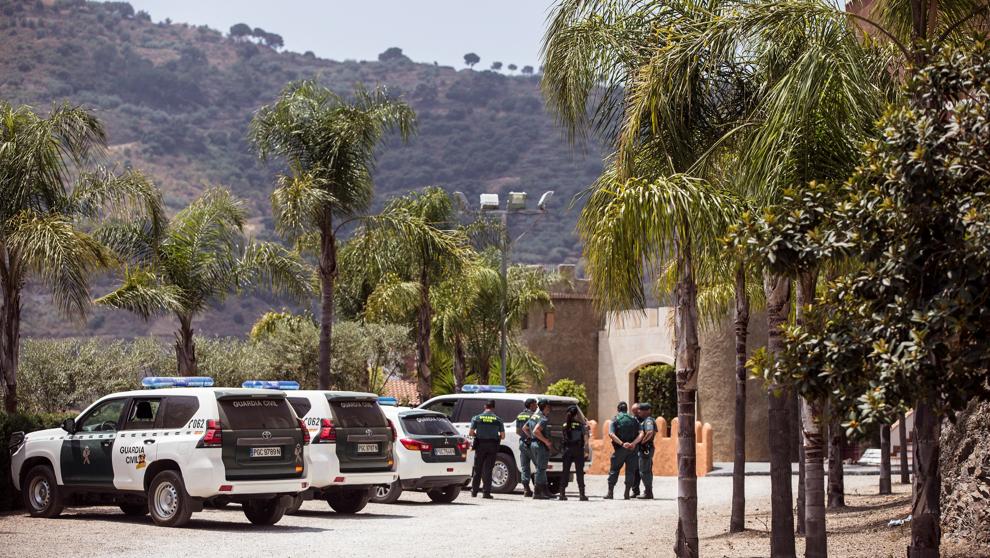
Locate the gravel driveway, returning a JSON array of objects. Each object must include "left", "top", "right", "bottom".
[{"left": 0, "top": 474, "right": 888, "bottom": 558}]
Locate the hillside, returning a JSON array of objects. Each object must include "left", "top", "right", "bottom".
[{"left": 1, "top": 0, "right": 604, "bottom": 339}]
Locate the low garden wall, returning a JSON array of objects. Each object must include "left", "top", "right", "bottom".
[{"left": 585, "top": 418, "right": 714, "bottom": 476}]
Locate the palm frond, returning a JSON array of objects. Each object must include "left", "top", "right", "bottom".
[
  {"left": 94, "top": 268, "right": 185, "bottom": 319},
  {"left": 239, "top": 240, "right": 315, "bottom": 302}
]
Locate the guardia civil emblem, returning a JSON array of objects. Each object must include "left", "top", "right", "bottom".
[{"left": 82, "top": 446, "right": 91, "bottom": 465}]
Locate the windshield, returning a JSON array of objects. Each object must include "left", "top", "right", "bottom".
[
  {"left": 401, "top": 414, "right": 458, "bottom": 436},
  {"left": 330, "top": 400, "right": 387, "bottom": 428},
  {"left": 218, "top": 399, "right": 296, "bottom": 430},
  {"left": 545, "top": 402, "right": 584, "bottom": 424}
]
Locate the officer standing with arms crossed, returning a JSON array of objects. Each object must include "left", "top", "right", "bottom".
[
  {"left": 528, "top": 398, "right": 554, "bottom": 500},
  {"left": 605, "top": 401, "right": 643, "bottom": 500},
  {"left": 636, "top": 402, "right": 657, "bottom": 499},
  {"left": 558, "top": 404, "right": 590, "bottom": 501},
  {"left": 515, "top": 397, "right": 538, "bottom": 497},
  {"left": 469, "top": 399, "right": 505, "bottom": 499}
]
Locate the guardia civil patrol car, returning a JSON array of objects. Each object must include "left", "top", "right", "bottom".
[
  {"left": 9, "top": 377, "right": 310, "bottom": 527},
  {"left": 418, "top": 385, "right": 591, "bottom": 494},
  {"left": 370, "top": 401, "right": 471, "bottom": 504},
  {"left": 242, "top": 382, "right": 398, "bottom": 515}
]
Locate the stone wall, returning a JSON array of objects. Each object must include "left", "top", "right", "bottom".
[
  {"left": 587, "top": 418, "right": 714, "bottom": 476},
  {"left": 940, "top": 400, "right": 990, "bottom": 551}
]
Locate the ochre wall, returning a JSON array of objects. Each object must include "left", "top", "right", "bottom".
[{"left": 587, "top": 418, "right": 714, "bottom": 476}]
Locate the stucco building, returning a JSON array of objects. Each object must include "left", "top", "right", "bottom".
[{"left": 521, "top": 264, "right": 771, "bottom": 462}]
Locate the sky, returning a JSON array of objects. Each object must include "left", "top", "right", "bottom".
[{"left": 113, "top": 1, "right": 557, "bottom": 68}]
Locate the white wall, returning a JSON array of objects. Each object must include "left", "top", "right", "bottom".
[{"left": 597, "top": 307, "right": 676, "bottom": 421}]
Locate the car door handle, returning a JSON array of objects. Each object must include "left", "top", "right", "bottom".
[
  {"left": 144, "top": 439, "right": 156, "bottom": 445},
  {"left": 101, "top": 441, "right": 113, "bottom": 447}
]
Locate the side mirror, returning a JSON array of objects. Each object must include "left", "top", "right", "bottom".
[{"left": 61, "top": 418, "right": 76, "bottom": 434}]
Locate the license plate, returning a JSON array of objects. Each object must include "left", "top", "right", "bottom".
[
  {"left": 357, "top": 443, "right": 378, "bottom": 453},
  {"left": 434, "top": 447, "right": 456, "bottom": 456},
  {"left": 250, "top": 447, "right": 281, "bottom": 458}
]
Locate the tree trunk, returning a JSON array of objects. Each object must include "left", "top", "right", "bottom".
[
  {"left": 827, "top": 419, "right": 846, "bottom": 509},
  {"left": 797, "top": 405, "right": 806, "bottom": 536},
  {"left": 317, "top": 221, "right": 337, "bottom": 390},
  {"left": 899, "top": 413, "right": 910, "bottom": 484},
  {"left": 796, "top": 270, "right": 825, "bottom": 556},
  {"left": 477, "top": 354, "right": 491, "bottom": 385},
  {"left": 174, "top": 314, "right": 197, "bottom": 375},
  {"left": 880, "top": 423, "right": 892, "bottom": 495},
  {"left": 452, "top": 334, "right": 467, "bottom": 392},
  {"left": 415, "top": 269, "right": 432, "bottom": 402},
  {"left": 730, "top": 263, "right": 750, "bottom": 534},
  {"left": 0, "top": 270, "right": 21, "bottom": 414},
  {"left": 765, "top": 273, "right": 796, "bottom": 558},
  {"left": 673, "top": 222, "right": 699, "bottom": 558},
  {"left": 908, "top": 398, "right": 941, "bottom": 558}
]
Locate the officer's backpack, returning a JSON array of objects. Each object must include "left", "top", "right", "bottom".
[{"left": 613, "top": 413, "right": 640, "bottom": 443}]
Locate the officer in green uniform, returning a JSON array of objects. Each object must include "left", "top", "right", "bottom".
[
  {"left": 528, "top": 398, "right": 554, "bottom": 500},
  {"left": 559, "top": 404, "right": 589, "bottom": 501},
  {"left": 637, "top": 402, "right": 657, "bottom": 499},
  {"left": 469, "top": 399, "right": 505, "bottom": 499},
  {"left": 606, "top": 401, "right": 644, "bottom": 500},
  {"left": 515, "top": 397, "right": 538, "bottom": 497}
]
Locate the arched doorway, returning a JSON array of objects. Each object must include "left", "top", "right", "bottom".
[{"left": 626, "top": 356, "right": 676, "bottom": 430}]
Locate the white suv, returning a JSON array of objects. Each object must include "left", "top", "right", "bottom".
[
  {"left": 273, "top": 387, "right": 398, "bottom": 514},
  {"left": 10, "top": 378, "right": 310, "bottom": 527},
  {"left": 371, "top": 404, "right": 471, "bottom": 504},
  {"left": 417, "top": 389, "right": 592, "bottom": 494}
]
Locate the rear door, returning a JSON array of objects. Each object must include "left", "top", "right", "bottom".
[
  {"left": 113, "top": 396, "right": 162, "bottom": 491},
  {"left": 399, "top": 412, "right": 466, "bottom": 463},
  {"left": 544, "top": 402, "right": 575, "bottom": 459},
  {"left": 327, "top": 396, "right": 392, "bottom": 473},
  {"left": 216, "top": 394, "right": 304, "bottom": 480}
]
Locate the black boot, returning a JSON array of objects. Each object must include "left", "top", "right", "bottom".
[
  {"left": 471, "top": 487, "right": 478, "bottom": 498},
  {"left": 523, "top": 482, "right": 533, "bottom": 498},
  {"left": 638, "top": 489, "right": 654, "bottom": 500},
  {"left": 605, "top": 485, "right": 615, "bottom": 499},
  {"left": 533, "top": 484, "right": 549, "bottom": 500},
  {"left": 558, "top": 486, "right": 568, "bottom": 501},
  {"left": 579, "top": 486, "right": 588, "bottom": 501},
  {"left": 631, "top": 487, "right": 640, "bottom": 498},
  {"left": 623, "top": 486, "right": 631, "bottom": 500}
]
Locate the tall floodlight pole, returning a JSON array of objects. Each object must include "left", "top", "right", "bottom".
[{"left": 457, "top": 190, "right": 553, "bottom": 388}]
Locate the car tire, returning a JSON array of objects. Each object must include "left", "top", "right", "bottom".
[
  {"left": 326, "top": 488, "right": 371, "bottom": 514},
  {"left": 370, "top": 481, "right": 403, "bottom": 504},
  {"left": 285, "top": 495, "right": 304, "bottom": 515},
  {"left": 148, "top": 470, "right": 193, "bottom": 527},
  {"left": 426, "top": 485, "right": 461, "bottom": 504},
  {"left": 243, "top": 498, "right": 287, "bottom": 525},
  {"left": 23, "top": 464, "right": 63, "bottom": 518},
  {"left": 491, "top": 452, "right": 518, "bottom": 494},
  {"left": 119, "top": 502, "right": 148, "bottom": 516}
]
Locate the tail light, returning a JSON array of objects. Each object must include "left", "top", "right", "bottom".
[
  {"left": 400, "top": 438, "right": 432, "bottom": 452},
  {"left": 456, "top": 438, "right": 470, "bottom": 455},
  {"left": 196, "top": 419, "right": 222, "bottom": 448},
  {"left": 298, "top": 419, "right": 311, "bottom": 445},
  {"left": 387, "top": 419, "right": 397, "bottom": 442},
  {"left": 315, "top": 418, "right": 336, "bottom": 443}
]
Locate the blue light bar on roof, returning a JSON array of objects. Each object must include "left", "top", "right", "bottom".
[
  {"left": 241, "top": 380, "right": 300, "bottom": 390},
  {"left": 142, "top": 376, "right": 214, "bottom": 389},
  {"left": 377, "top": 396, "right": 398, "bottom": 406},
  {"left": 460, "top": 384, "right": 506, "bottom": 393}
]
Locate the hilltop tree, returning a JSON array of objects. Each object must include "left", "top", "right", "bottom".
[
  {"left": 0, "top": 102, "right": 163, "bottom": 413},
  {"left": 229, "top": 23, "right": 251, "bottom": 39},
  {"left": 491, "top": 61, "right": 503, "bottom": 71},
  {"left": 378, "top": 47, "right": 407, "bottom": 63},
  {"left": 463, "top": 52, "right": 480, "bottom": 67},
  {"left": 250, "top": 81, "right": 416, "bottom": 391},
  {"left": 507, "top": 63, "right": 517, "bottom": 72},
  {"left": 521, "top": 65, "right": 534, "bottom": 75}
]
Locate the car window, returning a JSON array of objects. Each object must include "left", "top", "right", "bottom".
[
  {"left": 546, "top": 402, "right": 581, "bottom": 424},
  {"left": 422, "top": 399, "right": 457, "bottom": 420},
  {"left": 122, "top": 398, "right": 161, "bottom": 430},
  {"left": 77, "top": 398, "right": 128, "bottom": 432},
  {"left": 492, "top": 400, "right": 525, "bottom": 424},
  {"left": 161, "top": 396, "right": 200, "bottom": 429},
  {"left": 288, "top": 397, "right": 312, "bottom": 418},
  {"left": 329, "top": 401, "right": 387, "bottom": 427},
  {"left": 401, "top": 415, "right": 458, "bottom": 436},
  {"left": 218, "top": 398, "right": 296, "bottom": 429},
  {"left": 454, "top": 399, "right": 486, "bottom": 423}
]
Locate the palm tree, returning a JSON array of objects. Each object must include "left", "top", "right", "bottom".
[
  {"left": 97, "top": 187, "right": 313, "bottom": 374},
  {"left": 0, "top": 102, "right": 163, "bottom": 413},
  {"left": 250, "top": 81, "right": 416, "bottom": 390},
  {"left": 341, "top": 187, "right": 470, "bottom": 401}
]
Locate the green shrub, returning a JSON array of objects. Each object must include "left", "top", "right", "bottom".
[
  {"left": 1, "top": 411, "right": 74, "bottom": 511},
  {"left": 637, "top": 363, "right": 677, "bottom": 422},
  {"left": 545, "top": 378, "right": 589, "bottom": 414}
]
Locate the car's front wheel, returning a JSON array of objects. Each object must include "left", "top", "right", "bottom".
[
  {"left": 243, "top": 498, "right": 287, "bottom": 525},
  {"left": 490, "top": 452, "right": 518, "bottom": 494},
  {"left": 23, "top": 465, "right": 63, "bottom": 518},
  {"left": 148, "top": 470, "right": 193, "bottom": 527},
  {"left": 426, "top": 485, "right": 461, "bottom": 503},
  {"left": 370, "top": 480, "right": 403, "bottom": 504},
  {"left": 326, "top": 488, "right": 371, "bottom": 514}
]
